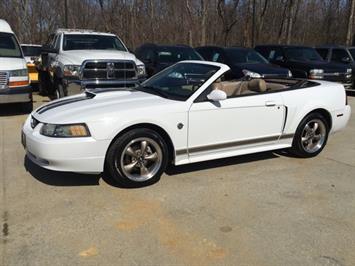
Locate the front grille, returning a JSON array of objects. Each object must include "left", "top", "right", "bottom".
[
  {"left": 0, "top": 72, "right": 8, "bottom": 89},
  {"left": 82, "top": 60, "right": 137, "bottom": 80}
]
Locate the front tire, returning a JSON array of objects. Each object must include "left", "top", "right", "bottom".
[
  {"left": 54, "top": 81, "right": 67, "bottom": 99},
  {"left": 106, "top": 128, "right": 169, "bottom": 186},
  {"left": 290, "top": 112, "right": 329, "bottom": 157}
]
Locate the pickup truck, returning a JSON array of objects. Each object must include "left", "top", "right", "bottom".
[
  {"left": 38, "top": 29, "right": 146, "bottom": 98},
  {"left": 315, "top": 45, "right": 355, "bottom": 91},
  {"left": 255, "top": 45, "right": 353, "bottom": 90}
]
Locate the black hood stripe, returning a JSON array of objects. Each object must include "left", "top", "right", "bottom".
[{"left": 36, "top": 95, "right": 91, "bottom": 114}]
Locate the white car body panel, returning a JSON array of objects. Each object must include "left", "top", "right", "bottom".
[{"left": 22, "top": 61, "right": 351, "bottom": 173}]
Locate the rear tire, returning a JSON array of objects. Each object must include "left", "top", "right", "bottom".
[
  {"left": 106, "top": 128, "right": 168, "bottom": 187},
  {"left": 290, "top": 112, "right": 329, "bottom": 158}
]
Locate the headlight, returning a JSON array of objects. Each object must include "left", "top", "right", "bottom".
[
  {"left": 40, "top": 123, "right": 91, "bottom": 137},
  {"left": 309, "top": 69, "right": 324, "bottom": 79},
  {"left": 137, "top": 65, "right": 146, "bottom": 77},
  {"left": 288, "top": 70, "right": 292, "bottom": 77},
  {"left": 63, "top": 65, "right": 80, "bottom": 77},
  {"left": 9, "top": 68, "right": 28, "bottom": 77},
  {"left": 347, "top": 68, "right": 352, "bottom": 73},
  {"left": 242, "top": 69, "right": 263, "bottom": 78},
  {"left": 8, "top": 68, "right": 29, "bottom": 87}
]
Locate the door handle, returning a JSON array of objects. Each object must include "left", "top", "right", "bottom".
[{"left": 265, "top": 101, "right": 276, "bottom": 107}]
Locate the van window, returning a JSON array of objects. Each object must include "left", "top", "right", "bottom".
[{"left": 0, "top": 32, "right": 22, "bottom": 58}]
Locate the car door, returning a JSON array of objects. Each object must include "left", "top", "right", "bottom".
[{"left": 188, "top": 88, "right": 285, "bottom": 157}]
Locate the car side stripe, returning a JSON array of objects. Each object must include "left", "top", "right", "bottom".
[{"left": 176, "top": 133, "right": 294, "bottom": 156}]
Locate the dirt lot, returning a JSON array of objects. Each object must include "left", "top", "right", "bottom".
[{"left": 1, "top": 93, "right": 355, "bottom": 266}]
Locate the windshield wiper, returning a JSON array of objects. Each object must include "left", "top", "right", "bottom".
[{"left": 137, "top": 86, "right": 170, "bottom": 99}]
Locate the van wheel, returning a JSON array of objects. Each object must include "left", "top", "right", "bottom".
[
  {"left": 290, "top": 113, "right": 329, "bottom": 157},
  {"left": 106, "top": 128, "right": 168, "bottom": 186}
]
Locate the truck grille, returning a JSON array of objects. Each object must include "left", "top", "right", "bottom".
[
  {"left": 0, "top": 72, "right": 8, "bottom": 89},
  {"left": 81, "top": 60, "right": 137, "bottom": 80}
]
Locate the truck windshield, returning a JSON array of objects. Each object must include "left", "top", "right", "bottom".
[
  {"left": 21, "top": 45, "right": 42, "bottom": 56},
  {"left": 0, "top": 32, "right": 22, "bottom": 58},
  {"left": 349, "top": 48, "right": 355, "bottom": 60},
  {"left": 138, "top": 63, "right": 219, "bottom": 101},
  {"left": 157, "top": 47, "right": 202, "bottom": 63},
  {"left": 225, "top": 49, "right": 269, "bottom": 64},
  {"left": 284, "top": 47, "right": 323, "bottom": 61},
  {"left": 63, "top": 34, "right": 127, "bottom": 51}
]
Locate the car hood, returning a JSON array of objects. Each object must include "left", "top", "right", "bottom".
[
  {"left": 32, "top": 89, "right": 173, "bottom": 124},
  {"left": 0, "top": 57, "right": 27, "bottom": 71},
  {"left": 288, "top": 60, "right": 349, "bottom": 72},
  {"left": 59, "top": 50, "right": 144, "bottom": 66},
  {"left": 232, "top": 63, "right": 289, "bottom": 75}
]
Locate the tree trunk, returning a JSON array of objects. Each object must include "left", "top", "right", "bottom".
[{"left": 346, "top": 0, "right": 355, "bottom": 45}]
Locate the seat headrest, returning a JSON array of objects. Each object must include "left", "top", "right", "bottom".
[
  {"left": 248, "top": 79, "right": 267, "bottom": 92},
  {"left": 211, "top": 82, "right": 223, "bottom": 91}
]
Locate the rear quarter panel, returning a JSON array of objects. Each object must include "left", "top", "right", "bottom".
[{"left": 280, "top": 81, "right": 347, "bottom": 135}]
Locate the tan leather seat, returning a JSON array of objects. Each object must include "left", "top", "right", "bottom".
[
  {"left": 210, "top": 79, "right": 267, "bottom": 97},
  {"left": 248, "top": 79, "right": 267, "bottom": 92}
]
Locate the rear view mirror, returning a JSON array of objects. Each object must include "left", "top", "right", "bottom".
[
  {"left": 342, "top": 57, "right": 351, "bottom": 63},
  {"left": 41, "top": 45, "right": 58, "bottom": 54},
  {"left": 207, "top": 89, "right": 227, "bottom": 102},
  {"left": 275, "top": 55, "right": 285, "bottom": 62}
]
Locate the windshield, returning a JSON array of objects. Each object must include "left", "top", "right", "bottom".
[
  {"left": 349, "top": 48, "right": 355, "bottom": 60},
  {"left": 63, "top": 34, "right": 127, "bottom": 51},
  {"left": 225, "top": 49, "right": 269, "bottom": 64},
  {"left": 284, "top": 47, "right": 323, "bottom": 61},
  {"left": 0, "top": 32, "right": 22, "bottom": 58},
  {"left": 157, "top": 47, "right": 202, "bottom": 63},
  {"left": 21, "top": 45, "right": 42, "bottom": 56},
  {"left": 139, "top": 63, "right": 219, "bottom": 101}
]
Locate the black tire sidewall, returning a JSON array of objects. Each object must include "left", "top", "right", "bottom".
[
  {"left": 106, "top": 128, "right": 169, "bottom": 186},
  {"left": 292, "top": 113, "right": 329, "bottom": 157},
  {"left": 55, "top": 81, "right": 67, "bottom": 99}
]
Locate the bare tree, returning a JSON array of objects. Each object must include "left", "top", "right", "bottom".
[{"left": 346, "top": 0, "right": 355, "bottom": 45}]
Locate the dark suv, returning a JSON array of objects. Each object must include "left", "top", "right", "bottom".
[
  {"left": 315, "top": 46, "right": 355, "bottom": 90},
  {"left": 255, "top": 45, "right": 353, "bottom": 90},
  {"left": 135, "top": 44, "right": 203, "bottom": 77},
  {"left": 195, "top": 46, "right": 291, "bottom": 79}
]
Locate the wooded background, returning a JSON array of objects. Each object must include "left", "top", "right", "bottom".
[{"left": 1, "top": 0, "right": 354, "bottom": 49}]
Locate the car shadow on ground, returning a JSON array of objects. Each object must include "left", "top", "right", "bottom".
[
  {"left": 24, "top": 151, "right": 284, "bottom": 188},
  {"left": 0, "top": 103, "right": 27, "bottom": 117},
  {"left": 24, "top": 156, "right": 101, "bottom": 186}
]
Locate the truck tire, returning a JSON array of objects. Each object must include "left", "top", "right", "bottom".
[{"left": 54, "top": 81, "right": 67, "bottom": 99}]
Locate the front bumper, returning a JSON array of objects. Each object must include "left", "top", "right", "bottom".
[
  {"left": 22, "top": 116, "right": 111, "bottom": 173},
  {"left": 63, "top": 78, "right": 145, "bottom": 96},
  {"left": 0, "top": 85, "right": 32, "bottom": 104}
]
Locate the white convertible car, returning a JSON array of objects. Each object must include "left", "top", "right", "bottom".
[{"left": 22, "top": 61, "right": 351, "bottom": 185}]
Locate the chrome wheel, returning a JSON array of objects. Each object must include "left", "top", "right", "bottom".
[
  {"left": 118, "top": 137, "right": 163, "bottom": 182},
  {"left": 301, "top": 119, "right": 326, "bottom": 153}
]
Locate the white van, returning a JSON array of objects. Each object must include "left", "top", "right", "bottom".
[{"left": 0, "top": 19, "right": 32, "bottom": 112}]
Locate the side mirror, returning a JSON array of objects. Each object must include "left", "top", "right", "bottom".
[{"left": 207, "top": 89, "right": 227, "bottom": 102}]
